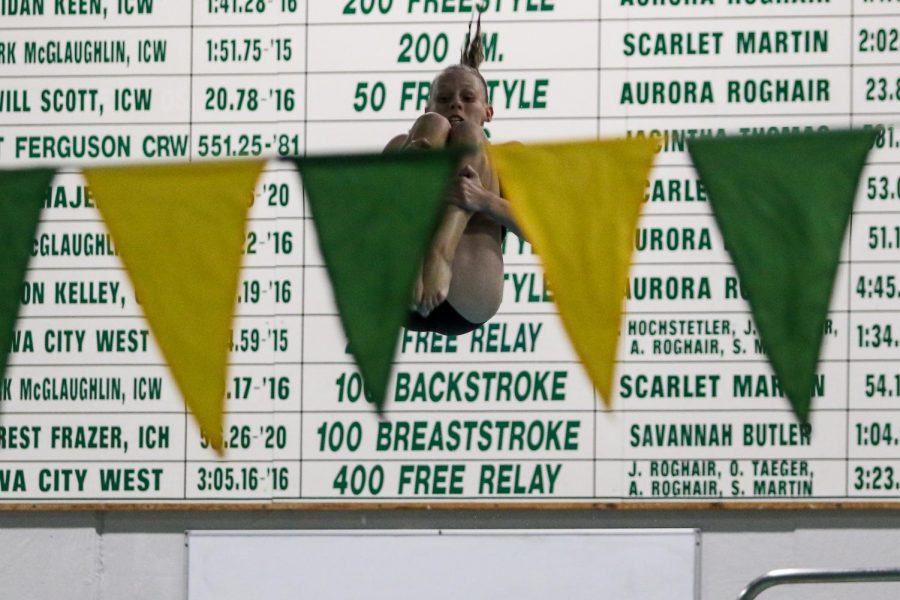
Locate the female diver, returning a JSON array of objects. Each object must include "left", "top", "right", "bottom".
[{"left": 385, "top": 17, "right": 523, "bottom": 336}]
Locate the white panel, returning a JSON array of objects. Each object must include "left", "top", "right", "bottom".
[{"left": 187, "top": 529, "right": 699, "bottom": 600}]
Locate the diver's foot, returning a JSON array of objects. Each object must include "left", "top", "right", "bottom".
[{"left": 417, "top": 252, "right": 452, "bottom": 317}]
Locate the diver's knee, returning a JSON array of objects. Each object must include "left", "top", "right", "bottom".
[
  {"left": 411, "top": 112, "right": 452, "bottom": 139},
  {"left": 448, "top": 121, "right": 487, "bottom": 145}
]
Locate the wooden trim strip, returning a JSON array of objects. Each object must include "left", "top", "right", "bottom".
[{"left": 4, "top": 501, "right": 900, "bottom": 511}]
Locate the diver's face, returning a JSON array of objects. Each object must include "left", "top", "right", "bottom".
[{"left": 427, "top": 69, "right": 493, "bottom": 126}]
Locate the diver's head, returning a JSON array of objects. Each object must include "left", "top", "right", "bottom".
[{"left": 426, "top": 14, "right": 493, "bottom": 126}]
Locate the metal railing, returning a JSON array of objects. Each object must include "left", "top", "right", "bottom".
[{"left": 738, "top": 568, "right": 900, "bottom": 599}]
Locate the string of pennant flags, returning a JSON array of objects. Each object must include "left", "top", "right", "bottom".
[{"left": 0, "top": 129, "right": 876, "bottom": 453}]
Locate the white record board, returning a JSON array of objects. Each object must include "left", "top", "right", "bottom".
[
  {"left": 186, "top": 529, "right": 700, "bottom": 600},
  {"left": 2, "top": 1, "right": 900, "bottom": 507}
]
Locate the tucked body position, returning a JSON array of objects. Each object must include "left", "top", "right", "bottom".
[{"left": 386, "top": 17, "right": 523, "bottom": 336}]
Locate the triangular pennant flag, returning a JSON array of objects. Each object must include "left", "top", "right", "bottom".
[
  {"left": 488, "top": 139, "right": 658, "bottom": 405},
  {"left": 0, "top": 169, "right": 55, "bottom": 390},
  {"left": 84, "top": 161, "right": 264, "bottom": 452},
  {"left": 689, "top": 130, "right": 874, "bottom": 421},
  {"left": 295, "top": 149, "right": 464, "bottom": 411}
]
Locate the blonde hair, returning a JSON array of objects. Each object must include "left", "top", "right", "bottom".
[
  {"left": 460, "top": 13, "right": 485, "bottom": 71},
  {"left": 430, "top": 13, "right": 490, "bottom": 103}
]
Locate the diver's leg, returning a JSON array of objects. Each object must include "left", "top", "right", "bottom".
[
  {"left": 444, "top": 122, "right": 504, "bottom": 323},
  {"left": 401, "top": 113, "right": 451, "bottom": 309},
  {"left": 419, "top": 121, "right": 503, "bottom": 322}
]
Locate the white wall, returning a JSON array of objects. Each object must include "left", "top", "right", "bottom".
[{"left": 3, "top": 511, "right": 900, "bottom": 600}]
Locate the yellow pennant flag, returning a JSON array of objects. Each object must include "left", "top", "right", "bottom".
[
  {"left": 488, "top": 139, "right": 658, "bottom": 405},
  {"left": 84, "top": 161, "right": 264, "bottom": 453}
]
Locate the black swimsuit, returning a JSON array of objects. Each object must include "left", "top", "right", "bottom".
[
  {"left": 406, "top": 301, "right": 483, "bottom": 336},
  {"left": 406, "top": 223, "right": 506, "bottom": 337}
]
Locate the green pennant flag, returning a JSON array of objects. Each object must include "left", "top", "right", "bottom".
[
  {"left": 294, "top": 149, "right": 464, "bottom": 411},
  {"left": 689, "top": 129, "right": 875, "bottom": 420},
  {"left": 0, "top": 168, "right": 55, "bottom": 386}
]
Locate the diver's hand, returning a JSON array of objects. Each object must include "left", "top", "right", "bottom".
[{"left": 446, "top": 165, "right": 486, "bottom": 213}]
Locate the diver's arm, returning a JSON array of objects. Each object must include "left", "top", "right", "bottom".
[{"left": 447, "top": 166, "right": 524, "bottom": 239}]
